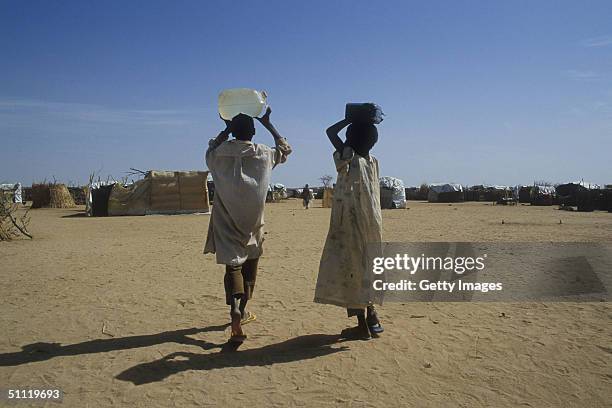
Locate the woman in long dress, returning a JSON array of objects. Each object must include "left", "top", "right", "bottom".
[{"left": 314, "top": 117, "right": 384, "bottom": 339}]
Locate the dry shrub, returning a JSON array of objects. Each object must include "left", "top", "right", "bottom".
[{"left": 0, "top": 195, "right": 32, "bottom": 240}]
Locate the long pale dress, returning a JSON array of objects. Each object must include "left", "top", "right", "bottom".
[
  {"left": 314, "top": 146, "right": 384, "bottom": 309},
  {"left": 204, "top": 138, "right": 291, "bottom": 266}
]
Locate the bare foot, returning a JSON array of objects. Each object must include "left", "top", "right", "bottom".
[{"left": 230, "top": 310, "right": 243, "bottom": 337}]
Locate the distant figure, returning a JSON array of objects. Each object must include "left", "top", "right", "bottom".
[
  {"left": 314, "top": 116, "right": 384, "bottom": 340},
  {"left": 204, "top": 107, "right": 291, "bottom": 344},
  {"left": 301, "top": 184, "right": 313, "bottom": 209},
  {"left": 13, "top": 183, "right": 22, "bottom": 204}
]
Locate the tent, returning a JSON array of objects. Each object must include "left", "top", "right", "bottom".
[
  {"left": 467, "top": 185, "right": 511, "bottom": 202},
  {"left": 556, "top": 181, "right": 606, "bottom": 212},
  {"left": 530, "top": 185, "right": 556, "bottom": 206},
  {"left": 266, "top": 183, "right": 287, "bottom": 203},
  {"left": 380, "top": 177, "right": 406, "bottom": 209},
  {"left": 556, "top": 182, "right": 600, "bottom": 207},
  {"left": 427, "top": 183, "right": 464, "bottom": 203},
  {"left": 88, "top": 171, "right": 210, "bottom": 216},
  {"left": 88, "top": 182, "right": 115, "bottom": 216}
]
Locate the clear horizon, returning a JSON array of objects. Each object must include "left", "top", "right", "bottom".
[{"left": 1, "top": 1, "right": 611, "bottom": 187}]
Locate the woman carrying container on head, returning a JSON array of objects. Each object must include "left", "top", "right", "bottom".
[
  {"left": 314, "top": 103, "right": 385, "bottom": 339},
  {"left": 205, "top": 90, "right": 291, "bottom": 344}
]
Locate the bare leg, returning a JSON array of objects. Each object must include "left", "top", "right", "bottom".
[
  {"left": 225, "top": 265, "right": 245, "bottom": 337},
  {"left": 230, "top": 295, "right": 244, "bottom": 337},
  {"left": 239, "top": 258, "right": 259, "bottom": 319}
]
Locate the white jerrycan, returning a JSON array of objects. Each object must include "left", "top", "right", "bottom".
[{"left": 218, "top": 88, "right": 268, "bottom": 120}]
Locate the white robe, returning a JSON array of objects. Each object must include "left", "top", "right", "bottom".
[
  {"left": 314, "top": 146, "right": 384, "bottom": 309},
  {"left": 204, "top": 138, "right": 291, "bottom": 266}
]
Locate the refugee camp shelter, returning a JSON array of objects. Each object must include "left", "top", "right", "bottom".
[
  {"left": 87, "top": 182, "right": 114, "bottom": 216},
  {"left": 530, "top": 185, "right": 556, "bottom": 206},
  {"left": 31, "top": 183, "right": 75, "bottom": 208},
  {"left": 513, "top": 185, "right": 532, "bottom": 203},
  {"left": 405, "top": 185, "right": 429, "bottom": 201},
  {"left": 556, "top": 182, "right": 599, "bottom": 207},
  {"left": 88, "top": 171, "right": 210, "bottom": 216},
  {"left": 266, "top": 183, "right": 287, "bottom": 203},
  {"left": 68, "top": 186, "right": 87, "bottom": 205},
  {"left": 428, "top": 183, "right": 464, "bottom": 203},
  {"left": 380, "top": 177, "right": 406, "bottom": 209},
  {"left": 466, "top": 185, "right": 511, "bottom": 202},
  {"left": 556, "top": 181, "right": 604, "bottom": 211}
]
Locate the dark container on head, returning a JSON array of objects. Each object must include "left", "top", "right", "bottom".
[{"left": 345, "top": 103, "right": 384, "bottom": 124}]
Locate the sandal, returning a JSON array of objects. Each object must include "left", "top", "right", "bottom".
[
  {"left": 366, "top": 305, "right": 384, "bottom": 335},
  {"left": 368, "top": 322, "right": 384, "bottom": 335},
  {"left": 241, "top": 311, "right": 257, "bottom": 325}
]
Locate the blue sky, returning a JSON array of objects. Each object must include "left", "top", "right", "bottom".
[{"left": 1, "top": 1, "right": 611, "bottom": 187}]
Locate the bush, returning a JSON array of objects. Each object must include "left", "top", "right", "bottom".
[{"left": 0, "top": 194, "right": 32, "bottom": 240}]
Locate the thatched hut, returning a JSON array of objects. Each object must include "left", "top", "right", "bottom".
[
  {"left": 31, "top": 183, "right": 75, "bottom": 208},
  {"left": 50, "top": 184, "right": 76, "bottom": 208}
]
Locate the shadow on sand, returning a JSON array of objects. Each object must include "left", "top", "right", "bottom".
[
  {"left": 60, "top": 211, "right": 88, "bottom": 218},
  {"left": 0, "top": 324, "right": 229, "bottom": 367},
  {"left": 115, "top": 334, "right": 348, "bottom": 385},
  {"left": 0, "top": 327, "right": 349, "bottom": 386}
]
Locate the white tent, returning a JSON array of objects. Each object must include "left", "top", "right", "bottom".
[{"left": 380, "top": 177, "right": 406, "bottom": 209}]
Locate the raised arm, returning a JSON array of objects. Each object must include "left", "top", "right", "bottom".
[
  {"left": 256, "top": 107, "right": 283, "bottom": 141},
  {"left": 208, "top": 115, "right": 232, "bottom": 151},
  {"left": 256, "top": 107, "right": 291, "bottom": 168},
  {"left": 326, "top": 118, "right": 350, "bottom": 152}
]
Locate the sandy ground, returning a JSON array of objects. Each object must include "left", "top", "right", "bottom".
[{"left": 1, "top": 200, "right": 611, "bottom": 407}]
